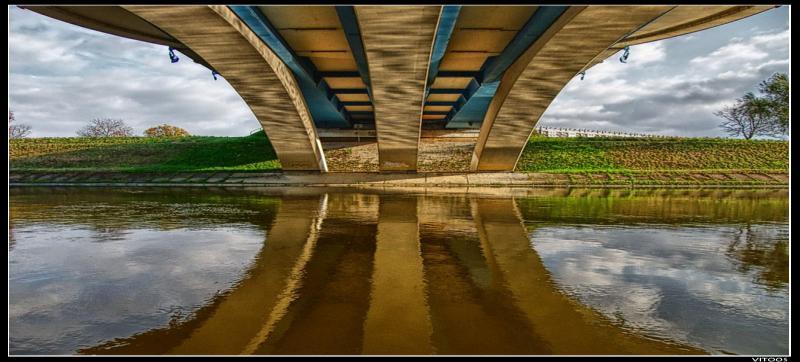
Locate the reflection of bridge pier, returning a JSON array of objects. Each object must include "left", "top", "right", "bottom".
[
  {"left": 79, "top": 192, "right": 707, "bottom": 355},
  {"left": 418, "top": 196, "right": 548, "bottom": 354},
  {"left": 362, "top": 197, "right": 433, "bottom": 354},
  {"left": 80, "top": 195, "right": 328, "bottom": 354},
  {"left": 173, "top": 195, "right": 327, "bottom": 354},
  {"left": 250, "top": 193, "right": 379, "bottom": 354},
  {"left": 470, "top": 198, "right": 701, "bottom": 354}
]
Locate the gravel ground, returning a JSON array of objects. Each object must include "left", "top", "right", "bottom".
[{"left": 323, "top": 138, "right": 476, "bottom": 172}]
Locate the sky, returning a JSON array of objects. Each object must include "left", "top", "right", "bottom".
[{"left": 8, "top": 6, "right": 791, "bottom": 138}]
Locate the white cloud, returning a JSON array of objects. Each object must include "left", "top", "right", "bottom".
[
  {"left": 540, "top": 10, "right": 789, "bottom": 138},
  {"left": 9, "top": 7, "right": 258, "bottom": 137},
  {"left": 7, "top": 6, "right": 791, "bottom": 139},
  {"left": 534, "top": 223, "right": 789, "bottom": 354}
]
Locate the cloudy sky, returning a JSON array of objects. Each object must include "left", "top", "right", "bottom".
[{"left": 8, "top": 6, "right": 790, "bottom": 138}]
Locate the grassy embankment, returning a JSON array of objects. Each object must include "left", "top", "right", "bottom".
[
  {"left": 516, "top": 136, "right": 788, "bottom": 173},
  {"left": 10, "top": 133, "right": 788, "bottom": 175},
  {"left": 10, "top": 132, "right": 280, "bottom": 172}
]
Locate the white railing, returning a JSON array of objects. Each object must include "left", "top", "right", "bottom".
[{"left": 534, "top": 126, "right": 673, "bottom": 139}]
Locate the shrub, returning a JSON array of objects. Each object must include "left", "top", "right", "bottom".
[{"left": 144, "top": 124, "right": 191, "bottom": 137}]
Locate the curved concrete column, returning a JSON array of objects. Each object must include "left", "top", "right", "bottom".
[
  {"left": 580, "top": 5, "right": 776, "bottom": 73},
  {"left": 355, "top": 6, "right": 441, "bottom": 172},
  {"left": 122, "top": 5, "right": 328, "bottom": 171},
  {"left": 470, "top": 6, "right": 672, "bottom": 171}
]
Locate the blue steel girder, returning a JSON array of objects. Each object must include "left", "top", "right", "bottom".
[
  {"left": 424, "top": 78, "right": 475, "bottom": 115},
  {"left": 229, "top": 6, "right": 352, "bottom": 129},
  {"left": 443, "top": 6, "right": 569, "bottom": 129},
  {"left": 425, "top": 5, "right": 462, "bottom": 96},
  {"left": 335, "top": 6, "right": 373, "bottom": 101}
]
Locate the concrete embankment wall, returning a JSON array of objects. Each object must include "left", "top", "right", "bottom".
[{"left": 9, "top": 171, "right": 788, "bottom": 188}]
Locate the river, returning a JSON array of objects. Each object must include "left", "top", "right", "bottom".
[{"left": 9, "top": 187, "right": 789, "bottom": 355}]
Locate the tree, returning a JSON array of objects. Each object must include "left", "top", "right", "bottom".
[
  {"left": 715, "top": 93, "right": 775, "bottom": 140},
  {"left": 144, "top": 124, "right": 191, "bottom": 137},
  {"left": 758, "top": 73, "right": 789, "bottom": 135},
  {"left": 77, "top": 118, "right": 133, "bottom": 137},
  {"left": 9, "top": 110, "right": 32, "bottom": 139}
]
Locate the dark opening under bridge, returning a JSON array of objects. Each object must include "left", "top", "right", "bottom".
[{"left": 22, "top": 5, "right": 775, "bottom": 172}]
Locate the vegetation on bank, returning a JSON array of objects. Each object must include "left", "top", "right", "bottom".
[
  {"left": 10, "top": 132, "right": 280, "bottom": 172},
  {"left": 10, "top": 133, "right": 789, "bottom": 174},
  {"left": 515, "top": 136, "right": 788, "bottom": 173}
]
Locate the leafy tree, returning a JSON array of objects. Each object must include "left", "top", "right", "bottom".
[
  {"left": 77, "top": 118, "right": 134, "bottom": 137},
  {"left": 715, "top": 93, "right": 775, "bottom": 140},
  {"left": 144, "top": 124, "right": 191, "bottom": 137},
  {"left": 8, "top": 110, "right": 32, "bottom": 139},
  {"left": 716, "top": 73, "right": 789, "bottom": 139},
  {"left": 758, "top": 73, "right": 789, "bottom": 135}
]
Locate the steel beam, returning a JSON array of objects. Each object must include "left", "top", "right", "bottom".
[
  {"left": 317, "top": 71, "right": 362, "bottom": 78},
  {"left": 332, "top": 88, "right": 369, "bottom": 94},
  {"left": 444, "top": 6, "right": 568, "bottom": 128},
  {"left": 428, "top": 88, "right": 469, "bottom": 95},
  {"left": 336, "top": 6, "right": 374, "bottom": 100},
  {"left": 229, "top": 6, "right": 351, "bottom": 129},
  {"left": 425, "top": 5, "right": 462, "bottom": 93}
]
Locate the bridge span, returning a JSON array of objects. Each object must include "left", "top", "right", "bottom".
[{"left": 22, "top": 5, "right": 775, "bottom": 172}]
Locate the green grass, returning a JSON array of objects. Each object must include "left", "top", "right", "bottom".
[
  {"left": 10, "top": 134, "right": 789, "bottom": 174},
  {"left": 10, "top": 132, "right": 281, "bottom": 172},
  {"left": 516, "top": 136, "right": 788, "bottom": 173}
]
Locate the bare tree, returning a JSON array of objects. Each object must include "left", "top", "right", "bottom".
[
  {"left": 715, "top": 93, "right": 776, "bottom": 140},
  {"left": 77, "top": 118, "right": 134, "bottom": 137},
  {"left": 8, "top": 110, "right": 32, "bottom": 139}
]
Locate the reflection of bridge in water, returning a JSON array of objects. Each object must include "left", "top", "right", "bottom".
[{"left": 80, "top": 191, "right": 715, "bottom": 355}]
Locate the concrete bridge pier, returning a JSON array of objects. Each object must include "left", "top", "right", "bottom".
[
  {"left": 22, "top": 5, "right": 777, "bottom": 173},
  {"left": 123, "top": 5, "right": 328, "bottom": 172},
  {"left": 355, "top": 6, "right": 441, "bottom": 172},
  {"left": 470, "top": 6, "right": 671, "bottom": 171}
]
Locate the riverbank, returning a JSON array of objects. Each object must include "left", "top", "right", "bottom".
[
  {"left": 9, "top": 170, "right": 788, "bottom": 188},
  {"left": 9, "top": 133, "right": 281, "bottom": 172},
  {"left": 10, "top": 134, "right": 789, "bottom": 173}
]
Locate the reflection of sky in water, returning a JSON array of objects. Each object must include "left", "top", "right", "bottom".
[
  {"left": 531, "top": 224, "right": 789, "bottom": 355},
  {"left": 9, "top": 224, "right": 265, "bottom": 355}
]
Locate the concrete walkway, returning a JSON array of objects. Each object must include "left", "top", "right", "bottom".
[{"left": 9, "top": 171, "right": 789, "bottom": 188}]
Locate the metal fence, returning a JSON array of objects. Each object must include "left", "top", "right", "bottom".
[{"left": 534, "top": 126, "right": 673, "bottom": 138}]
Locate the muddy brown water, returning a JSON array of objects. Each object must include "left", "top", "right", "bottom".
[{"left": 9, "top": 187, "right": 788, "bottom": 355}]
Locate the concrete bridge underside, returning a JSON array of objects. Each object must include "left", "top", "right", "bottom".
[{"left": 23, "top": 5, "right": 775, "bottom": 172}]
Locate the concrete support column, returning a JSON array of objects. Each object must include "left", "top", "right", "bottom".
[
  {"left": 123, "top": 5, "right": 328, "bottom": 171},
  {"left": 355, "top": 6, "right": 441, "bottom": 172},
  {"left": 470, "top": 6, "right": 671, "bottom": 171}
]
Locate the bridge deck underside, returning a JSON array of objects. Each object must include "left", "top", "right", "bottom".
[
  {"left": 21, "top": 5, "right": 778, "bottom": 173},
  {"left": 258, "top": 6, "right": 373, "bottom": 129},
  {"left": 425, "top": 6, "right": 538, "bottom": 130}
]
